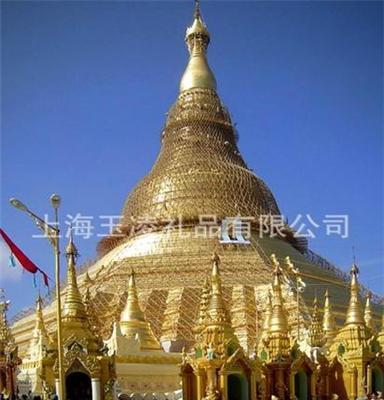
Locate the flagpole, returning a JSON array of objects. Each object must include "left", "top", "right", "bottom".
[
  {"left": 9, "top": 194, "right": 65, "bottom": 400},
  {"left": 51, "top": 195, "right": 65, "bottom": 400}
]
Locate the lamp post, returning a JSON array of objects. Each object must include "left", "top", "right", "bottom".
[{"left": 10, "top": 194, "right": 65, "bottom": 400}]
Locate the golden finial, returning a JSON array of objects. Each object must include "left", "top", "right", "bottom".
[
  {"left": 62, "top": 232, "right": 87, "bottom": 320},
  {"left": 119, "top": 269, "right": 160, "bottom": 350},
  {"left": 269, "top": 255, "right": 288, "bottom": 334},
  {"left": 180, "top": 0, "right": 216, "bottom": 92},
  {"left": 120, "top": 269, "right": 145, "bottom": 323},
  {"left": 65, "top": 229, "right": 79, "bottom": 259},
  {"left": 32, "top": 295, "right": 48, "bottom": 340},
  {"left": 308, "top": 294, "right": 325, "bottom": 348},
  {"left": 207, "top": 253, "right": 228, "bottom": 323},
  {"left": 261, "top": 254, "right": 290, "bottom": 360},
  {"left": 364, "top": 291, "right": 375, "bottom": 331},
  {"left": 345, "top": 263, "right": 364, "bottom": 325},
  {"left": 194, "top": 0, "right": 201, "bottom": 18},
  {"left": 323, "top": 289, "right": 337, "bottom": 346}
]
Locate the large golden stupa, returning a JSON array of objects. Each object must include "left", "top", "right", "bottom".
[{"left": 11, "top": 0, "right": 382, "bottom": 371}]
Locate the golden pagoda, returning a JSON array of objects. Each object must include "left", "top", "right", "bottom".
[
  {"left": 50, "top": 234, "right": 113, "bottom": 400},
  {"left": 181, "top": 253, "right": 260, "bottom": 400},
  {"left": 8, "top": 2, "right": 384, "bottom": 399},
  {"left": 18, "top": 295, "right": 55, "bottom": 398},
  {"left": 104, "top": 270, "right": 180, "bottom": 395},
  {"left": 328, "top": 264, "right": 377, "bottom": 399}
]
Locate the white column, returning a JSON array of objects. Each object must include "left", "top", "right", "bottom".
[
  {"left": 55, "top": 379, "right": 60, "bottom": 398},
  {"left": 91, "top": 377, "right": 101, "bottom": 400}
]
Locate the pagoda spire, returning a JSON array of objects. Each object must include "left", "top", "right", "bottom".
[
  {"left": 345, "top": 263, "right": 364, "bottom": 326},
  {"left": 308, "top": 295, "right": 325, "bottom": 348},
  {"left": 364, "top": 292, "right": 375, "bottom": 331},
  {"left": 179, "top": 1, "right": 217, "bottom": 92},
  {"left": 323, "top": 289, "right": 337, "bottom": 347},
  {"left": 120, "top": 269, "right": 145, "bottom": 323},
  {"left": 269, "top": 255, "right": 289, "bottom": 335},
  {"left": 32, "top": 295, "right": 48, "bottom": 340},
  {"left": 28, "top": 295, "right": 51, "bottom": 360},
  {"left": 119, "top": 270, "right": 160, "bottom": 350},
  {"left": 62, "top": 232, "right": 87, "bottom": 321},
  {"left": 266, "top": 254, "right": 290, "bottom": 359},
  {"left": 207, "top": 253, "right": 228, "bottom": 323}
]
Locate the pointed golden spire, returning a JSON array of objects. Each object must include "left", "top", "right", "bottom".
[
  {"left": 323, "top": 289, "right": 337, "bottom": 346},
  {"left": 63, "top": 232, "right": 87, "bottom": 320},
  {"left": 119, "top": 269, "right": 160, "bottom": 350},
  {"left": 308, "top": 295, "right": 325, "bottom": 348},
  {"left": 29, "top": 295, "right": 51, "bottom": 360},
  {"left": 269, "top": 254, "right": 289, "bottom": 335},
  {"left": 179, "top": 1, "right": 217, "bottom": 92},
  {"left": 364, "top": 291, "right": 375, "bottom": 331},
  {"left": 120, "top": 269, "right": 145, "bottom": 322},
  {"left": 265, "top": 254, "right": 290, "bottom": 359},
  {"left": 207, "top": 253, "right": 228, "bottom": 323},
  {"left": 33, "top": 295, "right": 48, "bottom": 339},
  {"left": 345, "top": 263, "right": 364, "bottom": 326}
]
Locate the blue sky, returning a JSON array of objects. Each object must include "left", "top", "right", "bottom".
[{"left": 1, "top": 1, "right": 383, "bottom": 317}]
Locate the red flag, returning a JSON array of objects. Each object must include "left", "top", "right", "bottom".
[
  {"left": 0, "top": 229, "right": 38, "bottom": 273},
  {"left": 0, "top": 228, "right": 51, "bottom": 287}
]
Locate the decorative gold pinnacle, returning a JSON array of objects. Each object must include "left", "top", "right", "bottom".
[
  {"left": 119, "top": 270, "right": 160, "bottom": 350},
  {"left": 269, "top": 255, "right": 289, "bottom": 335},
  {"left": 323, "top": 289, "right": 337, "bottom": 346},
  {"left": 120, "top": 269, "right": 145, "bottom": 323},
  {"left": 364, "top": 291, "right": 375, "bottom": 331},
  {"left": 207, "top": 253, "right": 228, "bottom": 323},
  {"left": 345, "top": 263, "right": 364, "bottom": 326},
  {"left": 266, "top": 254, "right": 290, "bottom": 360},
  {"left": 63, "top": 233, "right": 87, "bottom": 320},
  {"left": 33, "top": 295, "right": 48, "bottom": 339},
  {"left": 308, "top": 295, "right": 325, "bottom": 348},
  {"left": 180, "top": 2, "right": 216, "bottom": 92}
]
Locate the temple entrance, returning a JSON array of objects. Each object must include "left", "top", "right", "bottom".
[
  {"left": 66, "top": 372, "right": 92, "bottom": 400},
  {"left": 372, "top": 367, "right": 384, "bottom": 393},
  {"left": 182, "top": 364, "right": 197, "bottom": 400},
  {"left": 294, "top": 370, "right": 310, "bottom": 400},
  {"left": 228, "top": 373, "right": 249, "bottom": 400},
  {"left": 329, "top": 361, "right": 348, "bottom": 400}
]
